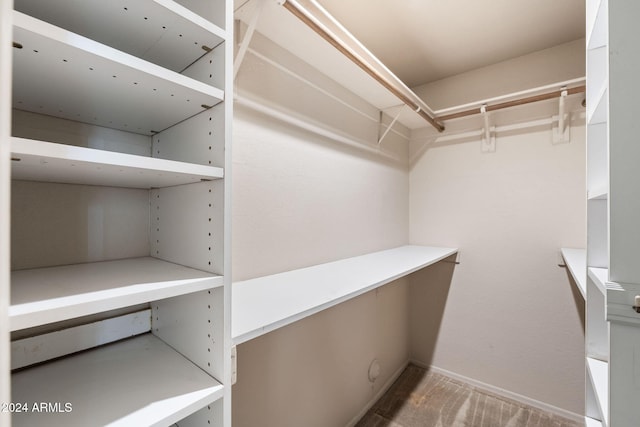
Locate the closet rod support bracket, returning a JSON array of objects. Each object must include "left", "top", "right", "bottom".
[
  {"left": 234, "top": 0, "right": 266, "bottom": 80},
  {"left": 480, "top": 105, "right": 496, "bottom": 153},
  {"left": 552, "top": 88, "right": 571, "bottom": 144},
  {"left": 377, "top": 107, "right": 404, "bottom": 146}
]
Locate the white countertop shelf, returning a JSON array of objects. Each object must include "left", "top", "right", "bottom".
[
  {"left": 561, "top": 248, "right": 587, "bottom": 299},
  {"left": 11, "top": 333, "right": 224, "bottom": 427},
  {"left": 11, "top": 137, "right": 223, "bottom": 188},
  {"left": 588, "top": 267, "right": 609, "bottom": 296},
  {"left": 587, "top": 357, "right": 609, "bottom": 427},
  {"left": 15, "top": 0, "right": 227, "bottom": 73},
  {"left": 10, "top": 257, "right": 223, "bottom": 331},
  {"left": 12, "top": 11, "right": 223, "bottom": 136},
  {"left": 232, "top": 245, "right": 458, "bottom": 344}
]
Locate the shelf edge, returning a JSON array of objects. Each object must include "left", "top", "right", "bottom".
[
  {"left": 560, "top": 248, "right": 587, "bottom": 299},
  {"left": 232, "top": 245, "right": 458, "bottom": 344},
  {"left": 11, "top": 137, "right": 224, "bottom": 186},
  {"left": 10, "top": 259, "right": 224, "bottom": 331},
  {"left": 13, "top": 10, "right": 224, "bottom": 101},
  {"left": 588, "top": 267, "right": 609, "bottom": 296}
]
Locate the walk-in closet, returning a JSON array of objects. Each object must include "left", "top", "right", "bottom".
[{"left": 1, "top": 0, "right": 638, "bottom": 426}]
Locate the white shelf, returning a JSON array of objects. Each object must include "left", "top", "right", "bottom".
[
  {"left": 588, "top": 186, "right": 609, "bottom": 200},
  {"left": 11, "top": 137, "right": 223, "bottom": 188},
  {"left": 587, "top": 0, "right": 608, "bottom": 50},
  {"left": 14, "top": 0, "right": 226, "bottom": 73},
  {"left": 586, "top": 416, "right": 603, "bottom": 427},
  {"left": 232, "top": 245, "right": 458, "bottom": 344},
  {"left": 10, "top": 257, "right": 223, "bottom": 331},
  {"left": 11, "top": 333, "right": 224, "bottom": 427},
  {"left": 588, "top": 84, "right": 608, "bottom": 125},
  {"left": 587, "top": 357, "right": 609, "bottom": 427},
  {"left": 561, "top": 248, "right": 587, "bottom": 299},
  {"left": 12, "top": 11, "right": 223, "bottom": 136},
  {"left": 589, "top": 267, "right": 609, "bottom": 296}
]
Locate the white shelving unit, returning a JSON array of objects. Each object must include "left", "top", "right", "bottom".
[
  {"left": 232, "top": 245, "right": 458, "bottom": 345},
  {"left": 1, "top": 0, "right": 232, "bottom": 426},
  {"left": 585, "top": 0, "right": 640, "bottom": 425},
  {"left": 584, "top": 0, "right": 609, "bottom": 424}
]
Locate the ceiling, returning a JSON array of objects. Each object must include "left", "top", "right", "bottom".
[
  {"left": 296, "top": 0, "right": 585, "bottom": 88},
  {"left": 234, "top": 0, "right": 586, "bottom": 130}
]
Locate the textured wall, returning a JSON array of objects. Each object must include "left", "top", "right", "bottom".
[
  {"left": 232, "top": 22, "right": 586, "bottom": 424},
  {"left": 409, "top": 122, "right": 586, "bottom": 415},
  {"left": 232, "top": 40, "right": 412, "bottom": 424}
]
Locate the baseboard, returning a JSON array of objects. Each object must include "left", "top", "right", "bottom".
[
  {"left": 344, "top": 359, "right": 410, "bottom": 427},
  {"left": 411, "top": 360, "right": 583, "bottom": 424}
]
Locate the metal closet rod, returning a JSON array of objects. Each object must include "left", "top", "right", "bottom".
[
  {"left": 278, "top": 0, "right": 446, "bottom": 133},
  {"left": 437, "top": 85, "right": 586, "bottom": 121}
]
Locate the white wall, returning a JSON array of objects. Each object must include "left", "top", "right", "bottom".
[
  {"left": 233, "top": 273, "right": 410, "bottom": 427},
  {"left": 409, "top": 119, "right": 586, "bottom": 415},
  {"left": 232, "top": 31, "right": 412, "bottom": 426},
  {"left": 231, "top": 106, "right": 411, "bottom": 427},
  {"left": 231, "top": 108, "right": 409, "bottom": 281},
  {"left": 414, "top": 38, "right": 585, "bottom": 111},
  {"left": 232, "top": 25, "right": 587, "bottom": 423}
]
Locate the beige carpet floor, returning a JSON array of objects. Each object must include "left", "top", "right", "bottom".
[{"left": 356, "top": 364, "right": 583, "bottom": 427}]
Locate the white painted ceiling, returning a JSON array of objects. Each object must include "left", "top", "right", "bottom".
[
  {"left": 234, "top": 0, "right": 586, "bottom": 130},
  {"left": 316, "top": 0, "right": 585, "bottom": 87}
]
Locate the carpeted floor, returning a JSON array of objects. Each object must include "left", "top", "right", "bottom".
[{"left": 356, "top": 364, "right": 583, "bottom": 427}]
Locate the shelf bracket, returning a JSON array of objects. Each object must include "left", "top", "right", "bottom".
[
  {"left": 231, "top": 345, "right": 238, "bottom": 385},
  {"left": 234, "top": 0, "right": 266, "bottom": 81},
  {"left": 377, "top": 107, "right": 404, "bottom": 146},
  {"left": 552, "top": 88, "right": 571, "bottom": 144},
  {"left": 480, "top": 105, "right": 495, "bottom": 153}
]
